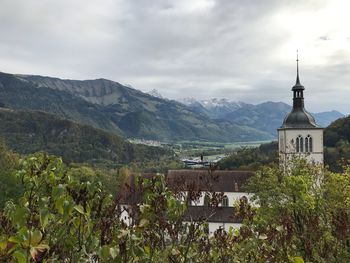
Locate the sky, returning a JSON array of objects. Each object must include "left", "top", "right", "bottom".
[{"left": 0, "top": 0, "right": 350, "bottom": 113}]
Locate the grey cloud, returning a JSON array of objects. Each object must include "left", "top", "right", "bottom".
[{"left": 0, "top": 0, "right": 349, "bottom": 113}]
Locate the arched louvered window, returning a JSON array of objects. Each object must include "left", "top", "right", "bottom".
[
  {"left": 309, "top": 136, "right": 313, "bottom": 152},
  {"left": 221, "top": 196, "right": 229, "bottom": 207},
  {"left": 296, "top": 135, "right": 304, "bottom": 152},
  {"left": 305, "top": 136, "right": 309, "bottom": 152},
  {"left": 305, "top": 135, "right": 312, "bottom": 153},
  {"left": 296, "top": 136, "right": 300, "bottom": 152}
]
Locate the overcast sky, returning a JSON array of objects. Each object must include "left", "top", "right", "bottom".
[{"left": 1, "top": 0, "right": 350, "bottom": 113}]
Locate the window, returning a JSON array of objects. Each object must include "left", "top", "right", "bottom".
[
  {"left": 305, "top": 135, "right": 312, "bottom": 152},
  {"left": 296, "top": 135, "right": 304, "bottom": 152},
  {"left": 310, "top": 137, "right": 313, "bottom": 152},
  {"left": 305, "top": 136, "right": 308, "bottom": 152},
  {"left": 296, "top": 137, "right": 299, "bottom": 152},
  {"left": 221, "top": 196, "right": 229, "bottom": 207},
  {"left": 203, "top": 194, "right": 210, "bottom": 206}
]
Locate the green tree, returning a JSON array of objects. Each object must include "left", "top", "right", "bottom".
[
  {"left": 0, "top": 139, "right": 20, "bottom": 208},
  {"left": 240, "top": 159, "right": 350, "bottom": 262},
  {"left": 0, "top": 153, "right": 115, "bottom": 262},
  {"left": 1, "top": 152, "right": 350, "bottom": 262}
]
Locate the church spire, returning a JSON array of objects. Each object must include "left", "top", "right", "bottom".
[
  {"left": 292, "top": 50, "right": 304, "bottom": 91},
  {"left": 291, "top": 51, "right": 305, "bottom": 109},
  {"left": 296, "top": 50, "right": 301, "bottom": 85}
]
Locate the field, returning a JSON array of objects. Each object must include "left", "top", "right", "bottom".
[{"left": 171, "top": 140, "right": 273, "bottom": 158}]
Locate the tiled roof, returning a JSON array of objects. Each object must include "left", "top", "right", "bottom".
[
  {"left": 167, "top": 170, "right": 254, "bottom": 192},
  {"left": 116, "top": 170, "right": 254, "bottom": 205}
]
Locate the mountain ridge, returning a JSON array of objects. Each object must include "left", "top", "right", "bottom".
[
  {"left": 179, "top": 97, "right": 344, "bottom": 134},
  {"left": 0, "top": 71, "right": 344, "bottom": 142},
  {"left": 0, "top": 72, "right": 272, "bottom": 142}
]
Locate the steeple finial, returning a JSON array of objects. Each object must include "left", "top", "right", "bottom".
[{"left": 296, "top": 50, "right": 301, "bottom": 85}]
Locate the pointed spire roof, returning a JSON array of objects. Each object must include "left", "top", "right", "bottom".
[
  {"left": 292, "top": 50, "right": 304, "bottom": 91},
  {"left": 280, "top": 51, "right": 319, "bottom": 129}
]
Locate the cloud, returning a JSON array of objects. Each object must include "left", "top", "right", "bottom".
[{"left": 0, "top": 0, "right": 349, "bottom": 113}]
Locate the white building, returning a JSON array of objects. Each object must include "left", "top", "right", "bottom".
[
  {"left": 278, "top": 58, "right": 324, "bottom": 169},
  {"left": 118, "top": 170, "right": 254, "bottom": 235},
  {"left": 167, "top": 170, "right": 253, "bottom": 234}
]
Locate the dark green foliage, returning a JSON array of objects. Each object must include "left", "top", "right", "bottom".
[
  {"left": 0, "top": 108, "right": 170, "bottom": 165},
  {"left": 0, "top": 140, "right": 21, "bottom": 209},
  {"left": 324, "top": 115, "right": 350, "bottom": 171},
  {"left": 1, "top": 153, "right": 350, "bottom": 262},
  {"left": 324, "top": 115, "right": 350, "bottom": 147},
  {"left": 243, "top": 161, "right": 350, "bottom": 262},
  {"left": 0, "top": 153, "right": 224, "bottom": 262},
  {"left": 219, "top": 141, "right": 278, "bottom": 170}
]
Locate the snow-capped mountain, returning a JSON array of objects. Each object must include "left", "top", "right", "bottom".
[
  {"left": 180, "top": 98, "right": 245, "bottom": 110},
  {"left": 178, "top": 97, "right": 344, "bottom": 135},
  {"left": 147, "top": 89, "right": 164, "bottom": 99},
  {"left": 178, "top": 97, "right": 248, "bottom": 119}
]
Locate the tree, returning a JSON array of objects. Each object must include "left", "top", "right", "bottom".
[
  {"left": 0, "top": 153, "right": 115, "bottom": 262},
  {"left": 0, "top": 139, "right": 20, "bottom": 209},
  {"left": 1, "top": 152, "right": 350, "bottom": 262},
  {"left": 241, "top": 160, "right": 350, "bottom": 262}
]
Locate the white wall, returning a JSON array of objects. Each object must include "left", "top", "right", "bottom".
[
  {"left": 208, "top": 222, "right": 242, "bottom": 235},
  {"left": 189, "top": 191, "right": 253, "bottom": 207},
  {"left": 182, "top": 221, "right": 242, "bottom": 235},
  {"left": 278, "top": 128, "right": 324, "bottom": 166},
  {"left": 120, "top": 191, "right": 254, "bottom": 234}
]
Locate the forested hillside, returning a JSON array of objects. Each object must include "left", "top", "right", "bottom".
[
  {"left": 0, "top": 107, "right": 170, "bottom": 165},
  {"left": 324, "top": 115, "right": 350, "bottom": 171}
]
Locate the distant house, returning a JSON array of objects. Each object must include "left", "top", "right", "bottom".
[{"left": 117, "top": 169, "right": 254, "bottom": 235}]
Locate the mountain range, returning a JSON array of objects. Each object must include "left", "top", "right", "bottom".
[
  {"left": 179, "top": 97, "right": 344, "bottom": 135},
  {"left": 0, "top": 72, "right": 344, "bottom": 143},
  {"left": 0, "top": 72, "right": 270, "bottom": 142}
]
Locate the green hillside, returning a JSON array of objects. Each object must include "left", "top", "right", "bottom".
[
  {"left": 324, "top": 115, "right": 350, "bottom": 171},
  {"left": 0, "top": 107, "right": 170, "bottom": 165}
]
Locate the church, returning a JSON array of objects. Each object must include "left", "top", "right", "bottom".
[
  {"left": 278, "top": 57, "right": 324, "bottom": 169},
  {"left": 117, "top": 59, "right": 324, "bottom": 234}
]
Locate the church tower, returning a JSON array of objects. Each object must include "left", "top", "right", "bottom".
[{"left": 278, "top": 55, "right": 324, "bottom": 168}]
